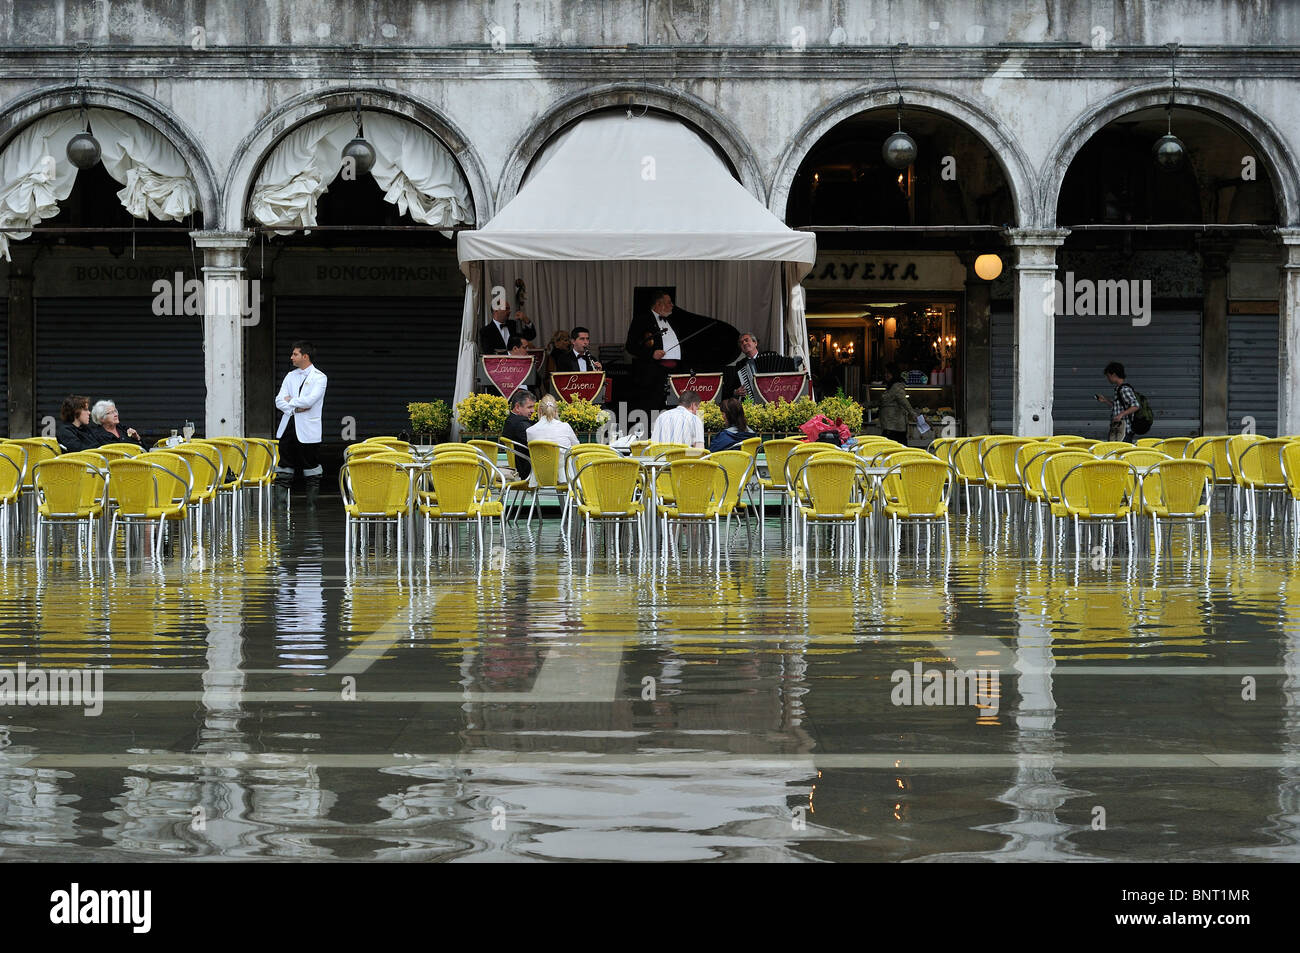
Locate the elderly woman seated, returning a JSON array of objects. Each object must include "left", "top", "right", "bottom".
[
  {"left": 57, "top": 394, "right": 96, "bottom": 452},
  {"left": 89, "top": 399, "right": 143, "bottom": 446}
]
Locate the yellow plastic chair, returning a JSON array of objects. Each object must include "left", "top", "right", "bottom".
[
  {"left": 737, "top": 437, "right": 762, "bottom": 460},
  {"left": 364, "top": 437, "right": 412, "bottom": 452},
  {"left": 659, "top": 459, "right": 727, "bottom": 560},
  {"left": 1058, "top": 459, "right": 1137, "bottom": 560},
  {"left": 950, "top": 437, "right": 987, "bottom": 514},
  {"left": 106, "top": 456, "right": 193, "bottom": 561},
  {"left": 1141, "top": 459, "right": 1213, "bottom": 559},
  {"left": 97, "top": 442, "right": 144, "bottom": 457},
  {"left": 1041, "top": 450, "right": 1100, "bottom": 549},
  {"left": 32, "top": 455, "right": 108, "bottom": 560},
  {"left": 979, "top": 437, "right": 1036, "bottom": 521},
  {"left": 705, "top": 449, "right": 758, "bottom": 547},
  {"left": 1190, "top": 435, "right": 1237, "bottom": 514},
  {"left": 1280, "top": 442, "right": 1300, "bottom": 541},
  {"left": 515, "top": 439, "right": 567, "bottom": 529},
  {"left": 561, "top": 444, "right": 621, "bottom": 533},
  {"left": 782, "top": 443, "right": 842, "bottom": 527},
  {"left": 1052, "top": 435, "right": 1093, "bottom": 447},
  {"left": 1020, "top": 445, "right": 1069, "bottom": 537},
  {"left": 1156, "top": 436, "right": 1194, "bottom": 458},
  {"left": 419, "top": 455, "right": 495, "bottom": 555},
  {"left": 571, "top": 457, "right": 646, "bottom": 554},
  {"left": 0, "top": 446, "right": 23, "bottom": 555},
  {"left": 793, "top": 453, "right": 869, "bottom": 557},
  {"left": 882, "top": 457, "right": 954, "bottom": 558},
  {"left": 757, "top": 438, "right": 803, "bottom": 526},
  {"left": 1111, "top": 448, "right": 1171, "bottom": 467},
  {"left": 339, "top": 455, "right": 410, "bottom": 558},
  {"left": 468, "top": 439, "right": 502, "bottom": 465},
  {"left": 1236, "top": 438, "right": 1293, "bottom": 522},
  {"left": 10, "top": 438, "right": 59, "bottom": 526},
  {"left": 171, "top": 445, "right": 221, "bottom": 548},
  {"left": 1091, "top": 441, "right": 1134, "bottom": 458},
  {"left": 1135, "top": 438, "right": 1163, "bottom": 448}
]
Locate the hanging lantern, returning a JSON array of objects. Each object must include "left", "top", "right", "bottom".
[
  {"left": 974, "top": 253, "right": 1003, "bottom": 281},
  {"left": 883, "top": 47, "right": 917, "bottom": 170},
  {"left": 1154, "top": 43, "right": 1185, "bottom": 171},
  {"left": 341, "top": 97, "right": 376, "bottom": 175},
  {"left": 66, "top": 129, "right": 101, "bottom": 170}
]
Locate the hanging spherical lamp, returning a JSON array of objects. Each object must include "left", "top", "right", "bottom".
[
  {"left": 974, "top": 253, "right": 1003, "bottom": 281},
  {"left": 882, "top": 130, "right": 918, "bottom": 170},
  {"left": 66, "top": 130, "right": 101, "bottom": 170},
  {"left": 341, "top": 97, "right": 375, "bottom": 175},
  {"left": 1152, "top": 133, "right": 1185, "bottom": 170}
]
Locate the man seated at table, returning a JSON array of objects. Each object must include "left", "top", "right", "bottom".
[
  {"left": 650, "top": 389, "right": 704, "bottom": 449},
  {"left": 501, "top": 389, "right": 536, "bottom": 479}
]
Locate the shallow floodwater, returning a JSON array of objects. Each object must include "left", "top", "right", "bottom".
[{"left": 0, "top": 503, "right": 1297, "bottom": 862}]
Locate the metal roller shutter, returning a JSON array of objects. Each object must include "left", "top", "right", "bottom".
[
  {"left": 274, "top": 296, "right": 462, "bottom": 457},
  {"left": 35, "top": 298, "right": 204, "bottom": 441},
  {"left": 0, "top": 299, "right": 7, "bottom": 437},
  {"left": 991, "top": 309, "right": 1201, "bottom": 437},
  {"left": 1228, "top": 313, "right": 1278, "bottom": 436}
]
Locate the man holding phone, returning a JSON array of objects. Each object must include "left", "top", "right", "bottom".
[{"left": 1095, "top": 361, "right": 1140, "bottom": 442}]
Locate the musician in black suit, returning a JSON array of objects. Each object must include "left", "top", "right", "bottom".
[
  {"left": 479, "top": 305, "right": 536, "bottom": 355},
  {"left": 625, "top": 291, "right": 685, "bottom": 413},
  {"left": 551, "top": 326, "right": 603, "bottom": 373},
  {"left": 721, "top": 331, "right": 762, "bottom": 403}
]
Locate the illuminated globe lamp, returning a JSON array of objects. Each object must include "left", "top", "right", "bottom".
[
  {"left": 974, "top": 253, "right": 1003, "bottom": 281},
  {"left": 66, "top": 129, "right": 101, "bottom": 170}
]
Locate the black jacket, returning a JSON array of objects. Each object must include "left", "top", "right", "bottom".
[
  {"left": 501, "top": 411, "right": 532, "bottom": 478},
  {"left": 89, "top": 425, "right": 143, "bottom": 448},
  {"left": 551, "top": 348, "right": 600, "bottom": 373},
  {"left": 479, "top": 317, "right": 537, "bottom": 355},
  {"left": 57, "top": 422, "right": 96, "bottom": 452}
]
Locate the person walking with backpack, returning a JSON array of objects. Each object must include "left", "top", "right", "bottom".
[{"left": 1095, "top": 361, "right": 1144, "bottom": 443}]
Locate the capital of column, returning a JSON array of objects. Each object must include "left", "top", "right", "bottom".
[
  {"left": 1006, "top": 228, "right": 1070, "bottom": 271},
  {"left": 1278, "top": 228, "right": 1300, "bottom": 267},
  {"left": 190, "top": 230, "right": 253, "bottom": 275}
]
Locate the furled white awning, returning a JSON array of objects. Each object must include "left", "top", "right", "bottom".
[
  {"left": 249, "top": 111, "right": 473, "bottom": 234},
  {"left": 0, "top": 108, "right": 199, "bottom": 261}
]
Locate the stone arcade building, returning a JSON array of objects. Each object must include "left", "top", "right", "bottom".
[{"left": 1, "top": 0, "right": 1298, "bottom": 461}]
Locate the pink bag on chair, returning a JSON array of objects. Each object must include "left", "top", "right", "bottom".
[{"left": 799, "top": 414, "right": 850, "bottom": 445}]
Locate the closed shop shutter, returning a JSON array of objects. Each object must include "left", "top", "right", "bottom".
[
  {"left": 35, "top": 297, "right": 204, "bottom": 441},
  {"left": 274, "top": 296, "right": 462, "bottom": 457},
  {"left": 1228, "top": 313, "right": 1278, "bottom": 436},
  {"left": 991, "top": 309, "right": 1201, "bottom": 437},
  {"left": 0, "top": 299, "right": 7, "bottom": 437}
]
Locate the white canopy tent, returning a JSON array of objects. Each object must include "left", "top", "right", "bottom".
[{"left": 454, "top": 111, "right": 816, "bottom": 410}]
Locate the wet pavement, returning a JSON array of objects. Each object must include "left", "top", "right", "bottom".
[{"left": 1, "top": 500, "right": 1298, "bottom": 862}]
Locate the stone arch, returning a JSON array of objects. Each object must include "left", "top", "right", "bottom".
[
  {"left": 770, "top": 86, "right": 1036, "bottom": 227},
  {"left": 223, "top": 85, "right": 493, "bottom": 231},
  {"left": 1042, "top": 84, "right": 1300, "bottom": 227},
  {"left": 496, "top": 83, "right": 767, "bottom": 207},
  {"left": 0, "top": 82, "right": 221, "bottom": 225}
]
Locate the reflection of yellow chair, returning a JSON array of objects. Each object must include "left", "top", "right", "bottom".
[
  {"left": 33, "top": 455, "right": 108, "bottom": 559},
  {"left": 1141, "top": 459, "right": 1212, "bottom": 559},
  {"left": 572, "top": 457, "right": 646, "bottom": 553}
]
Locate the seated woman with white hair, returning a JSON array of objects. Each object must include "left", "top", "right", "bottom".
[{"left": 88, "top": 399, "right": 143, "bottom": 447}]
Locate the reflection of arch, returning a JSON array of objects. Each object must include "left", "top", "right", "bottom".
[
  {"left": 0, "top": 83, "right": 220, "bottom": 224},
  {"left": 223, "top": 86, "right": 492, "bottom": 231},
  {"left": 1043, "top": 85, "right": 1299, "bottom": 227},
  {"left": 770, "top": 86, "right": 1035, "bottom": 227},
  {"left": 497, "top": 83, "right": 766, "bottom": 206}
]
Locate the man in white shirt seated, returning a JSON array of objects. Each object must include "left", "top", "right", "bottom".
[{"left": 650, "top": 390, "right": 705, "bottom": 449}]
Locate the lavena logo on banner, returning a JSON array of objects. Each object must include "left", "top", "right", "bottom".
[{"left": 151, "top": 272, "right": 261, "bottom": 326}]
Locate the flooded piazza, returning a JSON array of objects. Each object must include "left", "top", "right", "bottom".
[{"left": 1, "top": 506, "right": 1296, "bottom": 864}]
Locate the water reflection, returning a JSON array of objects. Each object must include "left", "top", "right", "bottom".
[{"left": 0, "top": 508, "right": 1297, "bottom": 860}]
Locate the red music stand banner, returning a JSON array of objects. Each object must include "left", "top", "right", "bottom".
[
  {"left": 551, "top": 371, "right": 606, "bottom": 404},
  {"left": 755, "top": 372, "right": 807, "bottom": 404},
  {"left": 669, "top": 373, "right": 723, "bottom": 402},
  {"left": 482, "top": 356, "right": 535, "bottom": 397}
]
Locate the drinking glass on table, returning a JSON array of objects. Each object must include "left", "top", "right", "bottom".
[{"left": 182, "top": 420, "right": 195, "bottom": 440}]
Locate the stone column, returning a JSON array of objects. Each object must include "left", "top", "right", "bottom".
[
  {"left": 1199, "top": 241, "right": 1232, "bottom": 436},
  {"left": 1007, "top": 229, "right": 1069, "bottom": 437},
  {"left": 959, "top": 252, "right": 992, "bottom": 436},
  {"left": 191, "top": 231, "right": 252, "bottom": 438},
  {"left": 243, "top": 274, "right": 275, "bottom": 437},
  {"left": 6, "top": 247, "right": 36, "bottom": 438},
  {"left": 1279, "top": 230, "right": 1300, "bottom": 436}
]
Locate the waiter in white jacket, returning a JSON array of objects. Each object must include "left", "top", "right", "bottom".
[{"left": 274, "top": 340, "right": 328, "bottom": 506}]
